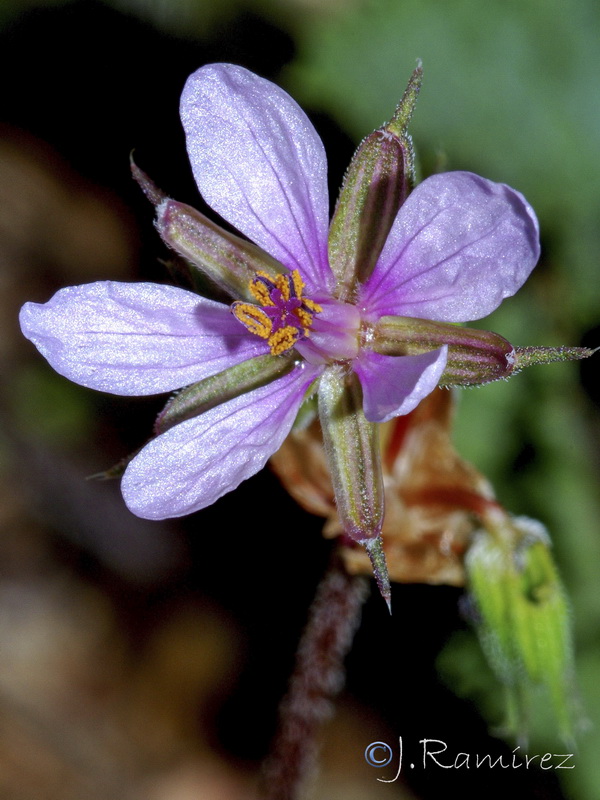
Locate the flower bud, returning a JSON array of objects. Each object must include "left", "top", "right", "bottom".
[{"left": 466, "top": 516, "right": 576, "bottom": 741}]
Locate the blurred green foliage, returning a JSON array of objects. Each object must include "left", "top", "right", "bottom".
[
  {"left": 11, "top": 364, "right": 95, "bottom": 448},
  {"left": 287, "top": 0, "right": 600, "bottom": 321}
]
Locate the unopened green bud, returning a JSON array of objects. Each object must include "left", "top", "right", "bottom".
[{"left": 467, "top": 516, "right": 575, "bottom": 741}]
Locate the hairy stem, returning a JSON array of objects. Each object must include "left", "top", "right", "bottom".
[{"left": 260, "top": 558, "right": 370, "bottom": 800}]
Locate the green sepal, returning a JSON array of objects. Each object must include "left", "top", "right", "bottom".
[
  {"left": 155, "top": 353, "right": 296, "bottom": 435},
  {"left": 131, "top": 157, "right": 286, "bottom": 301},
  {"left": 371, "top": 315, "right": 515, "bottom": 386},
  {"left": 371, "top": 317, "right": 595, "bottom": 387},
  {"left": 328, "top": 64, "right": 422, "bottom": 301},
  {"left": 317, "top": 365, "right": 384, "bottom": 541},
  {"left": 155, "top": 199, "right": 286, "bottom": 302},
  {"left": 328, "top": 132, "right": 409, "bottom": 301},
  {"left": 386, "top": 60, "right": 423, "bottom": 138},
  {"left": 159, "top": 256, "right": 232, "bottom": 301},
  {"left": 88, "top": 450, "right": 141, "bottom": 481},
  {"left": 291, "top": 392, "right": 319, "bottom": 432},
  {"left": 317, "top": 366, "right": 390, "bottom": 605},
  {"left": 92, "top": 354, "right": 296, "bottom": 479}
]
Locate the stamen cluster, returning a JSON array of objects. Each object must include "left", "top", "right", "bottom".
[{"left": 232, "top": 270, "right": 322, "bottom": 356}]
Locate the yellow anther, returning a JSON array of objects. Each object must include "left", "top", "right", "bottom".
[
  {"left": 255, "top": 270, "right": 275, "bottom": 282},
  {"left": 303, "top": 298, "right": 322, "bottom": 313},
  {"left": 268, "top": 326, "right": 300, "bottom": 355},
  {"left": 291, "top": 269, "right": 305, "bottom": 299},
  {"left": 249, "top": 272, "right": 276, "bottom": 306},
  {"left": 249, "top": 281, "right": 272, "bottom": 306},
  {"left": 231, "top": 303, "right": 272, "bottom": 339},
  {"left": 295, "top": 307, "right": 314, "bottom": 332},
  {"left": 274, "top": 274, "right": 291, "bottom": 302}
]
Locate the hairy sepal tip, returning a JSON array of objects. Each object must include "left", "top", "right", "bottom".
[
  {"left": 130, "top": 155, "right": 167, "bottom": 206},
  {"left": 363, "top": 536, "right": 392, "bottom": 613}
]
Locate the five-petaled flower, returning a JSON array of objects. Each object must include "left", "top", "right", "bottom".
[{"left": 19, "top": 64, "right": 546, "bottom": 604}]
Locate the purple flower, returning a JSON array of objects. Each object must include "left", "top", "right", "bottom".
[{"left": 19, "top": 64, "right": 542, "bottom": 600}]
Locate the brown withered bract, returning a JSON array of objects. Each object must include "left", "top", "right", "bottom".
[{"left": 271, "top": 388, "right": 499, "bottom": 586}]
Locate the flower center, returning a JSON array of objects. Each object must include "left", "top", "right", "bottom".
[{"left": 232, "top": 270, "right": 323, "bottom": 356}]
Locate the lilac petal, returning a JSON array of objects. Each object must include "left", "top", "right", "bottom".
[
  {"left": 19, "top": 281, "right": 269, "bottom": 396},
  {"left": 181, "top": 63, "right": 332, "bottom": 292},
  {"left": 121, "top": 362, "right": 319, "bottom": 519},
  {"left": 295, "top": 296, "right": 361, "bottom": 364},
  {"left": 354, "top": 347, "right": 448, "bottom": 423},
  {"left": 361, "top": 172, "right": 540, "bottom": 322}
]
